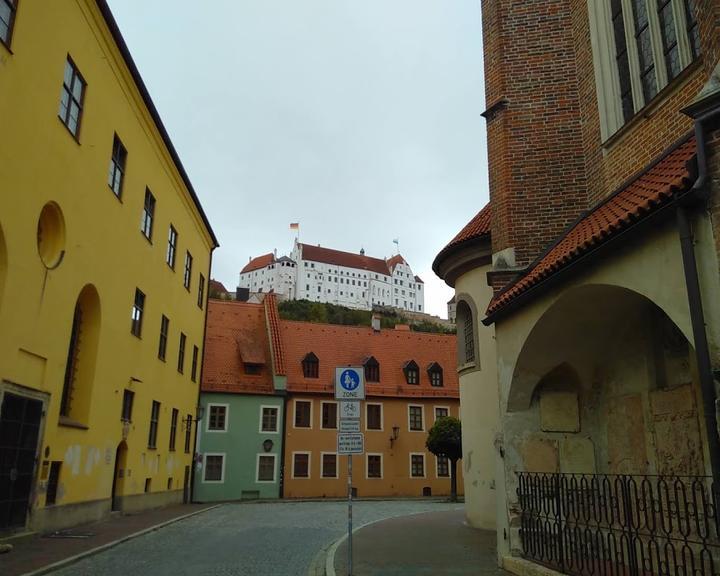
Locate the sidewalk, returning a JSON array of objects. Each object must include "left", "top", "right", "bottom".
[
  {"left": 332, "top": 509, "right": 507, "bottom": 575},
  {"left": 0, "top": 503, "right": 216, "bottom": 576}
]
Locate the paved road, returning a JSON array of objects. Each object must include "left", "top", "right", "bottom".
[
  {"left": 334, "top": 509, "right": 505, "bottom": 575},
  {"left": 48, "top": 500, "right": 463, "bottom": 576}
]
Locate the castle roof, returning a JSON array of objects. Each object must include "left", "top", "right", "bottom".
[
  {"left": 241, "top": 253, "right": 274, "bottom": 273},
  {"left": 298, "top": 243, "right": 390, "bottom": 276}
]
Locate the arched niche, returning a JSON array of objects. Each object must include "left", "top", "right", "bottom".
[{"left": 59, "top": 284, "right": 101, "bottom": 426}]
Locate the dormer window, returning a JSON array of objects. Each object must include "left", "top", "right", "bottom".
[
  {"left": 403, "top": 360, "right": 419, "bottom": 385},
  {"left": 244, "top": 363, "right": 262, "bottom": 375},
  {"left": 302, "top": 352, "right": 319, "bottom": 378},
  {"left": 427, "top": 363, "right": 443, "bottom": 387},
  {"left": 364, "top": 356, "right": 380, "bottom": 383}
]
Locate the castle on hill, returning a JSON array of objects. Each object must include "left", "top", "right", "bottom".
[{"left": 238, "top": 241, "right": 424, "bottom": 313}]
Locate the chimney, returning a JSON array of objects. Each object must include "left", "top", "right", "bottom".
[{"left": 371, "top": 314, "right": 381, "bottom": 332}]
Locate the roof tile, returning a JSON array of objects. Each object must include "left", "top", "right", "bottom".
[
  {"left": 202, "top": 301, "right": 276, "bottom": 395},
  {"left": 241, "top": 253, "right": 274, "bottom": 273},
  {"left": 281, "top": 321, "right": 458, "bottom": 399},
  {"left": 486, "top": 138, "right": 696, "bottom": 317},
  {"left": 299, "top": 243, "right": 391, "bottom": 276}
]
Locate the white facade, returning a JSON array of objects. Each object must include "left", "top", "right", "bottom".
[
  {"left": 238, "top": 243, "right": 424, "bottom": 312},
  {"left": 238, "top": 255, "right": 296, "bottom": 300}
]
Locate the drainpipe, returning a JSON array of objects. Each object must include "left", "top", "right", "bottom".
[
  {"left": 677, "top": 119, "right": 720, "bottom": 485},
  {"left": 278, "top": 393, "right": 288, "bottom": 498}
]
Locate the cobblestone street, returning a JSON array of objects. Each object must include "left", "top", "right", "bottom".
[{"left": 46, "top": 501, "right": 464, "bottom": 576}]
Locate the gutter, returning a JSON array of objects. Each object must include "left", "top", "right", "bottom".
[
  {"left": 95, "top": 0, "right": 219, "bottom": 248},
  {"left": 676, "top": 113, "right": 720, "bottom": 484}
]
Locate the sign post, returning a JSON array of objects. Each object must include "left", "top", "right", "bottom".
[{"left": 335, "top": 367, "right": 365, "bottom": 576}]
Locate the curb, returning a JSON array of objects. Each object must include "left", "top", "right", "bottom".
[
  {"left": 20, "top": 504, "right": 221, "bottom": 576},
  {"left": 320, "top": 509, "right": 449, "bottom": 576}
]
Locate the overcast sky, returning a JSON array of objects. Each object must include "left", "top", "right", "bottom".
[{"left": 107, "top": 0, "right": 488, "bottom": 318}]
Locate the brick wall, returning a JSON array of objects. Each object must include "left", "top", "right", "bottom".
[
  {"left": 482, "top": 0, "right": 588, "bottom": 269},
  {"left": 483, "top": 0, "right": 720, "bottom": 284},
  {"left": 571, "top": 0, "right": 719, "bottom": 204}
]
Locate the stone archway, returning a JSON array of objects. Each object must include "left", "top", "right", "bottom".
[{"left": 505, "top": 284, "right": 707, "bottom": 478}]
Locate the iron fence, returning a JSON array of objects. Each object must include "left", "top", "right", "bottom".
[{"left": 517, "top": 472, "right": 720, "bottom": 576}]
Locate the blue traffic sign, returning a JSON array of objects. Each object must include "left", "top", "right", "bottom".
[
  {"left": 335, "top": 366, "right": 365, "bottom": 400},
  {"left": 340, "top": 369, "right": 360, "bottom": 391}
]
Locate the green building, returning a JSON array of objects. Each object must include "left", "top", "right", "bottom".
[{"left": 193, "top": 298, "right": 286, "bottom": 501}]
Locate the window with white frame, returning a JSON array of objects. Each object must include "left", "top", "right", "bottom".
[
  {"left": 366, "top": 454, "right": 382, "bottom": 479},
  {"left": 436, "top": 455, "right": 450, "bottom": 478},
  {"left": 292, "top": 452, "right": 310, "bottom": 478},
  {"left": 260, "top": 406, "right": 279, "bottom": 433},
  {"left": 434, "top": 406, "right": 449, "bottom": 421},
  {"left": 203, "top": 454, "right": 225, "bottom": 482},
  {"left": 321, "top": 401, "right": 337, "bottom": 429},
  {"left": 207, "top": 404, "right": 228, "bottom": 432},
  {"left": 256, "top": 454, "right": 276, "bottom": 482},
  {"left": 294, "top": 400, "right": 312, "bottom": 428},
  {"left": 408, "top": 405, "right": 424, "bottom": 431},
  {"left": 410, "top": 453, "right": 425, "bottom": 478},
  {"left": 366, "top": 403, "right": 383, "bottom": 431},
  {"left": 321, "top": 453, "right": 338, "bottom": 478},
  {"left": 588, "top": 0, "right": 700, "bottom": 139}
]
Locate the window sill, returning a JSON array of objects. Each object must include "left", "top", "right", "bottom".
[
  {"left": 142, "top": 232, "right": 153, "bottom": 245},
  {"left": 58, "top": 416, "right": 89, "bottom": 430},
  {"left": 603, "top": 58, "right": 703, "bottom": 150},
  {"left": 147, "top": 446, "right": 157, "bottom": 450}
]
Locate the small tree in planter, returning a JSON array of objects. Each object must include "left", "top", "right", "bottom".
[{"left": 426, "top": 416, "right": 462, "bottom": 502}]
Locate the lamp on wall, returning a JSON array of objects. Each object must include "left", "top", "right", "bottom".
[
  {"left": 182, "top": 405, "right": 205, "bottom": 430},
  {"left": 389, "top": 426, "right": 400, "bottom": 447},
  {"left": 263, "top": 439, "right": 274, "bottom": 452}
]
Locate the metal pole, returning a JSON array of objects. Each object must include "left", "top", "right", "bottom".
[{"left": 348, "top": 454, "right": 353, "bottom": 576}]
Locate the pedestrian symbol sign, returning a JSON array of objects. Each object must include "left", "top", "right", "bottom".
[{"left": 335, "top": 367, "right": 365, "bottom": 400}]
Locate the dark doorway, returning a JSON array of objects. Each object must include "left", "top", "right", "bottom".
[
  {"left": 0, "top": 392, "right": 43, "bottom": 530},
  {"left": 111, "top": 442, "right": 127, "bottom": 512}
]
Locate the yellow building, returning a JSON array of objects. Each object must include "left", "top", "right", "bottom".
[{"left": 0, "top": 0, "right": 218, "bottom": 533}]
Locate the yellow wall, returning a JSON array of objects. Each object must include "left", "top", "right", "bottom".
[
  {"left": 283, "top": 396, "right": 464, "bottom": 498},
  {"left": 0, "top": 0, "right": 214, "bottom": 530}
]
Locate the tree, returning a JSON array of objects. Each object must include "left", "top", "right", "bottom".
[{"left": 426, "top": 416, "right": 462, "bottom": 502}]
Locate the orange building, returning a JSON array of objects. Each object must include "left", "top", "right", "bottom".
[{"left": 279, "top": 318, "right": 462, "bottom": 499}]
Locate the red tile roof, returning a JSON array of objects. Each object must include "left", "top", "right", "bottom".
[
  {"left": 280, "top": 321, "right": 458, "bottom": 399},
  {"left": 387, "top": 254, "right": 407, "bottom": 271},
  {"left": 209, "top": 279, "right": 229, "bottom": 294},
  {"left": 299, "top": 243, "right": 390, "bottom": 276},
  {"left": 263, "top": 293, "right": 286, "bottom": 376},
  {"left": 241, "top": 253, "right": 274, "bottom": 273},
  {"left": 202, "top": 301, "right": 276, "bottom": 395},
  {"left": 486, "top": 137, "right": 697, "bottom": 318},
  {"left": 414, "top": 275, "right": 424, "bottom": 284},
  {"left": 438, "top": 203, "right": 492, "bottom": 259}
]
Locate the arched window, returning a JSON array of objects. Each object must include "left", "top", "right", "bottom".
[
  {"left": 456, "top": 299, "right": 476, "bottom": 367},
  {"left": 60, "top": 285, "right": 101, "bottom": 425},
  {"left": 403, "top": 360, "right": 419, "bottom": 384},
  {"left": 364, "top": 356, "right": 380, "bottom": 382},
  {"left": 302, "top": 352, "right": 319, "bottom": 378}
]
